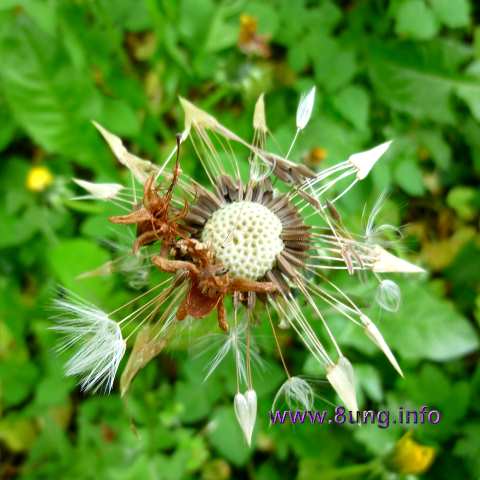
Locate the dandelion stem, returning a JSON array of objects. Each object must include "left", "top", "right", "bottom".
[
  {"left": 266, "top": 305, "right": 291, "bottom": 379},
  {"left": 285, "top": 128, "right": 300, "bottom": 160},
  {"left": 246, "top": 311, "right": 253, "bottom": 390}
]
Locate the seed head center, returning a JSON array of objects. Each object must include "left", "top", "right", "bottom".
[{"left": 201, "top": 201, "right": 284, "bottom": 280}]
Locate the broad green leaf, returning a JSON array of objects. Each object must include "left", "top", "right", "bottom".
[
  {"left": 368, "top": 40, "right": 480, "bottom": 123},
  {"left": 400, "top": 364, "right": 471, "bottom": 440},
  {"left": 447, "top": 186, "right": 476, "bottom": 221},
  {"left": 207, "top": 406, "right": 251, "bottom": 466},
  {"left": 175, "top": 379, "right": 222, "bottom": 423},
  {"left": 394, "top": 157, "right": 425, "bottom": 196},
  {"left": 332, "top": 85, "right": 370, "bottom": 131},
  {"left": 395, "top": 0, "right": 439, "bottom": 40},
  {"left": 308, "top": 33, "right": 357, "bottom": 92},
  {"left": 0, "top": 360, "right": 39, "bottom": 407},
  {"left": 243, "top": 2, "right": 279, "bottom": 37},
  {"left": 417, "top": 129, "right": 451, "bottom": 169},
  {"left": 47, "top": 238, "right": 113, "bottom": 302},
  {"left": 0, "top": 14, "right": 112, "bottom": 171},
  {"left": 454, "top": 423, "right": 480, "bottom": 475},
  {"left": 431, "top": 0, "right": 471, "bottom": 29},
  {"left": 355, "top": 364, "right": 383, "bottom": 403},
  {"left": 456, "top": 84, "right": 480, "bottom": 122},
  {"left": 0, "top": 97, "right": 16, "bottom": 151},
  {"left": 203, "top": 4, "right": 238, "bottom": 53},
  {"left": 378, "top": 281, "right": 479, "bottom": 361},
  {"left": 0, "top": 205, "right": 42, "bottom": 249}
]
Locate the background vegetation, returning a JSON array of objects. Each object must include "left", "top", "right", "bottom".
[{"left": 0, "top": 0, "right": 479, "bottom": 479}]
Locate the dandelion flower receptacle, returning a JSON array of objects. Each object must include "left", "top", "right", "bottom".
[{"left": 55, "top": 90, "right": 425, "bottom": 443}]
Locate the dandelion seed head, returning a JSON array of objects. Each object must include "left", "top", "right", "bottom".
[
  {"left": 202, "top": 201, "right": 284, "bottom": 280},
  {"left": 67, "top": 98, "right": 425, "bottom": 417}
]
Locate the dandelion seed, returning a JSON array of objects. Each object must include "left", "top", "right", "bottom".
[
  {"left": 364, "top": 192, "right": 403, "bottom": 247},
  {"left": 51, "top": 296, "right": 126, "bottom": 393},
  {"left": 296, "top": 86, "right": 316, "bottom": 130},
  {"left": 272, "top": 376, "right": 314, "bottom": 411},
  {"left": 253, "top": 93, "right": 267, "bottom": 134},
  {"left": 73, "top": 179, "right": 124, "bottom": 200},
  {"left": 360, "top": 314, "right": 403, "bottom": 377},
  {"left": 376, "top": 279, "right": 401, "bottom": 312},
  {"left": 92, "top": 121, "right": 159, "bottom": 182},
  {"left": 326, "top": 356, "right": 358, "bottom": 413},
  {"left": 197, "top": 324, "right": 263, "bottom": 383},
  {"left": 285, "top": 86, "right": 316, "bottom": 159},
  {"left": 349, "top": 140, "right": 392, "bottom": 180},
  {"left": 234, "top": 389, "right": 257, "bottom": 446},
  {"left": 372, "top": 246, "right": 425, "bottom": 273}
]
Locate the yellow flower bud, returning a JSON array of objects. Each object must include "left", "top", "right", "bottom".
[{"left": 26, "top": 166, "right": 53, "bottom": 192}]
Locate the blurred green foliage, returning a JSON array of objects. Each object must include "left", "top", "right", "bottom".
[{"left": 0, "top": 0, "right": 479, "bottom": 479}]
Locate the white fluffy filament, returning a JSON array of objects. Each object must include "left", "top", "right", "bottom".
[{"left": 51, "top": 296, "right": 126, "bottom": 393}]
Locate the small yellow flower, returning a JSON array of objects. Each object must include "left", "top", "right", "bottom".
[
  {"left": 390, "top": 431, "right": 435, "bottom": 475},
  {"left": 26, "top": 166, "right": 53, "bottom": 192}
]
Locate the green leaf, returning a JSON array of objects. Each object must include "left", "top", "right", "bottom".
[
  {"left": 332, "top": 85, "right": 370, "bottom": 131},
  {"left": 0, "top": 13, "right": 111, "bottom": 171},
  {"left": 0, "top": 96, "right": 16, "bottom": 151},
  {"left": 47, "top": 238, "right": 113, "bottom": 302},
  {"left": 378, "top": 281, "right": 479, "bottom": 361},
  {"left": 368, "top": 40, "right": 480, "bottom": 123},
  {"left": 0, "top": 205, "right": 42, "bottom": 249},
  {"left": 308, "top": 33, "right": 357, "bottom": 91},
  {"left": 447, "top": 186, "right": 477, "bottom": 221},
  {"left": 0, "top": 360, "right": 39, "bottom": 407},
  {"left": 400, "top": 364, "right": 471, "bottom": 440},
  {"left": 395, "top": 0, "right": 439, "bottom": 40},
  {"left": 456, "top": 83, "right": 480, "bottom": 122},
  {"left": 417, "top": 129, "right": 451, "bottom": 169},
  {"left": 207, "top": 407, "right": 251, "bottom": 466},
  {"left": 454, "top": 423, "right": 480, "bottom": 476},
  {"left": 394, "top": 157, "right": 425, "bottom": 196},
  {"left": 431, "top": 0, "right": 471, "bottom": 28}
]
